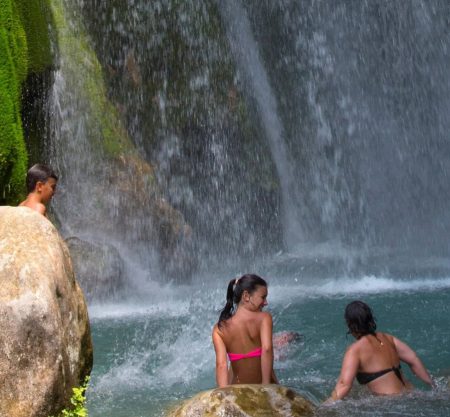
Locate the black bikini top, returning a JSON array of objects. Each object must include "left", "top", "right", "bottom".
[{"left": 356, "top": 364, "right": 405, "bottom": 385}]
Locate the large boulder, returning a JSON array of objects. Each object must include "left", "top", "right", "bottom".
[
  {"left": 0, "top": 206, "right": 93, "bottom": 417},
  {"left": 167, "top": 384, "right": 315, "bottom": 417}
]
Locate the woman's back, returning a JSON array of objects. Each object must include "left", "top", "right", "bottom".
[
  {"left": 327, "top": 300, "right": 433, "bottom": 402},
  {"left": 218, "top": 310, "right": 269, "bottom": 384},
  {"left": 355, "top": 332, "right": 409, "bottom": 394}
]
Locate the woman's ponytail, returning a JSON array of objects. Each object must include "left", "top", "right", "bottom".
[{"left": 218, "top": 279, "right": 236, "bottom": 328}]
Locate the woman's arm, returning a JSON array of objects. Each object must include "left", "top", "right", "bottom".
[
  {"left": 326, "top": 345, "right": 359, "bottom": 402},
  {"left": 393, "top": 337, "right": 433, "bottom": 386},
  {"left": 212, "top": 325, "right": 229, "bottom": 387},
  {"left": 260, "top": 313, "right": 275, "bottom": 384}
]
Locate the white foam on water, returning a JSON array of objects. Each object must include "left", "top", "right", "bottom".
[
  {"left": 269, "top": 276, "right": 450, "bottom": 304},
  {"left": 88, "top": 274, "right": 450, "bottom": 319},
  {"left": 94, "top": 351, "right": 155, "bottom": 392},
  {"left": 156, "top": 328, "right": 215, "bottom": 386},
  {"left": 88, "top": 282, "right": 201, "bottom": 320},
  {"left": 88, "top": 300, "right": 191, "bottom": 320},
  {"left": 90, "top": 287, "right": 220, "bottom": 395},
  {"left": 92, "top": 322, "right": 215, "bottom": 394}
]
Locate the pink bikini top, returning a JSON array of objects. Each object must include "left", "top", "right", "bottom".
[{"left": 228, "top": 347, "right": 262, "bottom": 362}]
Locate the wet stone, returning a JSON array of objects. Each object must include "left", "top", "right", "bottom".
[{"left": 167, "top": 384, "right": 315, "bottom": 417}]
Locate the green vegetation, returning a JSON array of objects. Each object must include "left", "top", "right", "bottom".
[
  {"left": 16, "top": 0, "right": 53, "bottom": 73},
  {"left": 49, "top": 377, "right": 90, "bottom": 417},
  {"left": 50, "top": 0, "right": 136, "bottom": 159},
  {"left": 0, "top": 0, "right": 52, "bottom": 204},
  {"left": 0, "top": 0, "right": 28, "bottom": 204}
]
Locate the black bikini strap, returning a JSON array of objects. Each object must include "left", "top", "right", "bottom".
[{"left": 392, "top": 365, "right": 405, "bottom": 386}]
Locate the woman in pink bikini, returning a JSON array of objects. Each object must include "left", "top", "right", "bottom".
[{"left": 212, "top": 274, "right": 278, "bottom": 387}]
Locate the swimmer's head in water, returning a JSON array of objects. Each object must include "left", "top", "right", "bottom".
[
  {"left": 217, "top": 274, "right": 267, "bottom": 328},
  {"left": 345, "top": 300, "right": 377, "bottom": 338}
]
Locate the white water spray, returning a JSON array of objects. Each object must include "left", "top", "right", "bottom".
[{"left": 219, "top": 0, "right": 302, "bottom": 248}]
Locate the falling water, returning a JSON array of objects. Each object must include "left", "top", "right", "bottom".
[
  {"left": 218, "top": 0, "right": 303, "bottom": 247},
  {"left": 52, "top": 0, "right": 285, "bottom": 282},
  {"left": 47, "top": 0, "right": 191, "bottom": 298},
  {"left": 44, "top": 0, "right": 450, "bottom": 286}
]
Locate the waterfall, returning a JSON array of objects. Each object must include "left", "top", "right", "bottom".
[
  {"left": 43, "top": 0, "right": 450, "bottom": 295},
  {"left": 67, "top": 0, "right": 284, "bottom": 271},
  {"left": 45, "top": 0, "right": 285, "bottom": 296},
  {"left": 241, "top": 0, "right": 450, "bottom": 260},
  {"left": 47, "top": 0, "right": 197, "bottom": 298},
  {"left": 218, "top": 0, "right": 303, "bottom": 248}
]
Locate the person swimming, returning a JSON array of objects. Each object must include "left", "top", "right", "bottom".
[
  {"left": 212, "top": 274, "right": 278, "bottom": 387},
  {"left": 325, "top": 300, "right": 434, "bottom": 403}
]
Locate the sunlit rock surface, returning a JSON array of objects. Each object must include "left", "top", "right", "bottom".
[
  {"left": 0, "top": 206, "right": 93, "bottom": 417},
  {"left": 167, "top": 384, "right": 315, "bottom": 417}
]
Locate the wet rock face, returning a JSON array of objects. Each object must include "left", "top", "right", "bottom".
[
  {"left": 167, "top": 384, "right": 315, "bottom": 417},
  {"left": 0, "top": 206, "right": 93, "bottom": 417},
  {"left": 76, "top": 0, "right": 283, "bottom": 265},
  {"left": 65, "top": 236, "right": 125, "bottom": 301}
]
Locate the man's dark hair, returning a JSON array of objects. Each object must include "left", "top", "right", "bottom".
[{"left": 26, "top": 164, "right": 58, "bottom": 193}]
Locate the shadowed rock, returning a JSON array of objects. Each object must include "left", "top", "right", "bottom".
[
  {"left": 167, "top": 384, "right": 315, "bottom": 417},
  {"left": 66, "top": 236, "right": 125, "bottom": 301},
  {"left": 0, "top": 206, "right": 93, "bottom": 417}
]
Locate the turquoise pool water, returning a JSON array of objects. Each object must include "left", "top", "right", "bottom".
[{"left": 86, "top": 266, "right": 450, "bottom": 417}]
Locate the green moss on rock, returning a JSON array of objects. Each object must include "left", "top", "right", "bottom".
[
  {"left": 0, "top": 0, "right": 53, "bottom": 204},
  {"left": 50, "top": 0, "right": 135, "bottom": 158},
  {"left": 0, "top": 0, "right": 28, "bottom": 204},
  {"left": 16, "top": 0, "right": 53, "bottom": 73}
]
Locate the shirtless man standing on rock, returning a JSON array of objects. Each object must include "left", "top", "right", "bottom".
[{"left": 19, "top": 164, "right": 58, "bottom": 216}]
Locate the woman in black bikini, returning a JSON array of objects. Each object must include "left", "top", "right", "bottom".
[{"left": 327, "top": 300, "right": 434, "bottom": 402}]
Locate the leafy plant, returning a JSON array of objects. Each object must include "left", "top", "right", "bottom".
[{"left": 49, "top": 376, "right": 90, "bottom": 417}]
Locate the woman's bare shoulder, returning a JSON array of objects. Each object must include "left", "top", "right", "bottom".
[
  {"left": 258, "top": 311, "right": 273, "bottom": 321},
  {"left": 347, "top": 338, "right": 364, "bottom": 354},
  {"left": 253, "top": 312, "right": 272, "bottom": 329},
  {"left": 213, "top": 323, "right": 224, "bottom": 336},
  {"left": 379, "top": 332, "right": 396, "bottom": 342}
]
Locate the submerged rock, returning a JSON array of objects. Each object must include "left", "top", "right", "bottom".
[
  {"left": 167, "top": 384, "right": 315, "bottom": 417},
  {"left": 0, "top": 206, "right": 93, "bottom": 417}
]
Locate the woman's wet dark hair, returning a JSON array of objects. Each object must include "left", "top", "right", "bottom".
[
  {"left": 217, "top": 274, "right": 267, "bottom": 328},
  {"left": 345, "top": 300, "right": 377, "bottom": 337}
]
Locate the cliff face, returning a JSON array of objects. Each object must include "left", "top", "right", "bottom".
[
  {"left": 76, "top": 0, "right": 283, "bottom": 264},
  {"left": 47, "top": 0, "right": 197, "bottom": 284}
]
